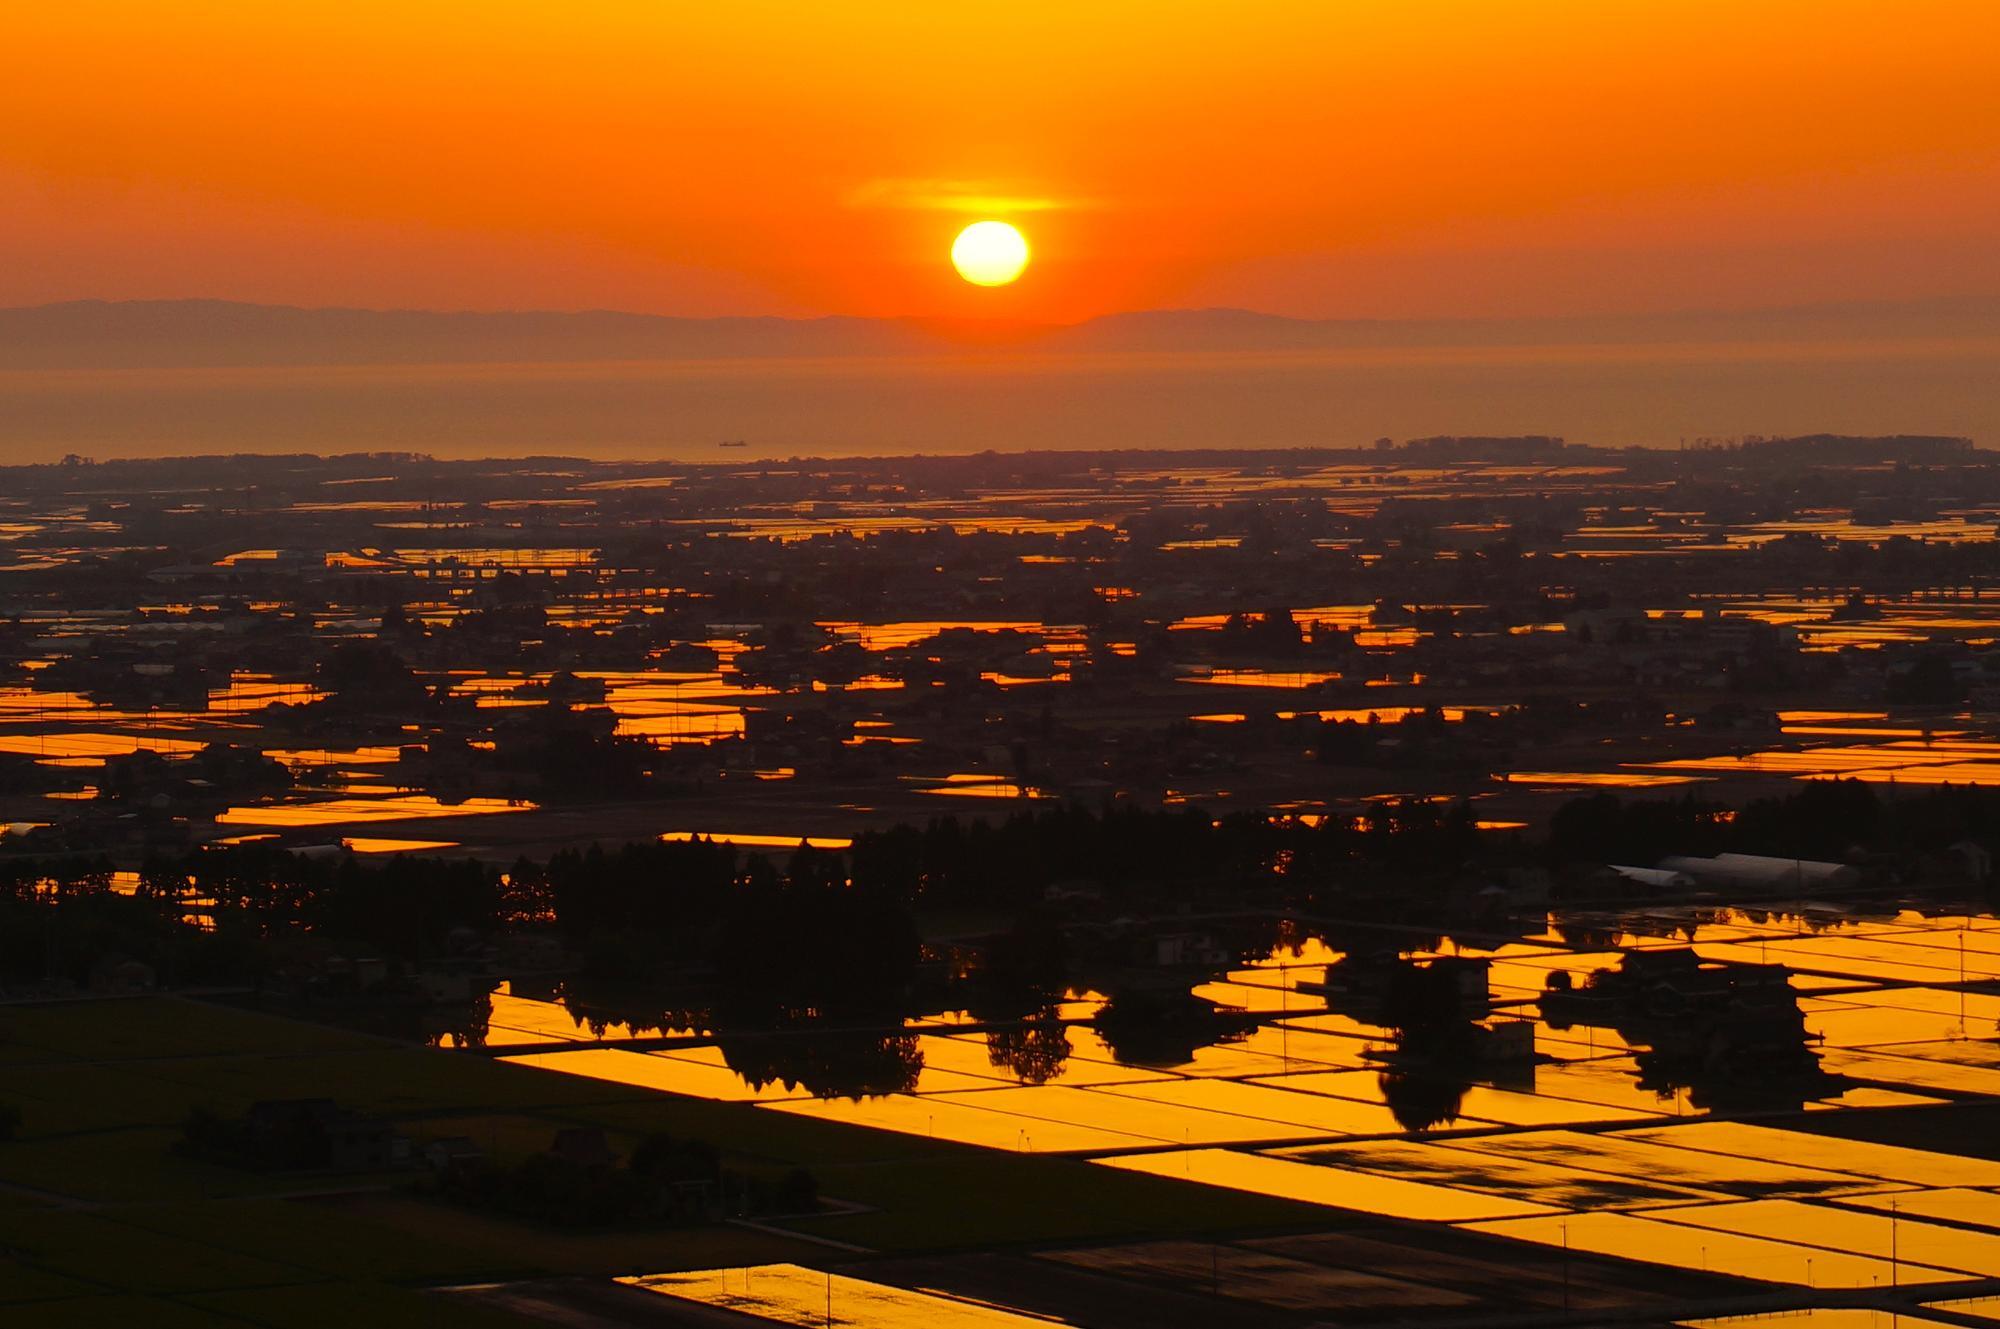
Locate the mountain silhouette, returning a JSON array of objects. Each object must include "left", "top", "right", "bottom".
[{"left": 4, "top": 296, "right": 1994, "bottom": 370}]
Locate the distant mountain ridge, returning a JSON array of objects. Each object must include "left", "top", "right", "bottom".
[{"left": 1, "top": 296, "right": 1995, "bottom": 370}]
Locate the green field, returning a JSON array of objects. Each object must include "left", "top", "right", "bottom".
[{"left": 0, "top": 995, "right": 1327, "bottom": 1324}]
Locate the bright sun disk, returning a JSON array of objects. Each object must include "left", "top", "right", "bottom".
[{"left": 951, "top": 220, "right": 1029, "bottom": 286}]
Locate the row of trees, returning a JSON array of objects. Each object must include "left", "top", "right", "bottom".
[
  {"left": 3, "top": 781, "right": 1995, "bottom": 1029},
  {"left": 1547, "top": 778, "right": 2000, "bottom": 867}
]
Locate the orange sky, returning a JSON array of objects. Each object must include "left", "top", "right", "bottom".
[{"left": 4, "top": 1, "right": 1997, "bottom": 320}]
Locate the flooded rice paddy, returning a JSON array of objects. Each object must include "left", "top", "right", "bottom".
[
  {"left": 11, "top": 562, "right": 2000, "bottom": 850},
  {"left": 622, "top": 1264, "right": 1060, "bottom": 1327},
  {"left": 493, "top": 902, "right": 2000, "bottom": 1294}
]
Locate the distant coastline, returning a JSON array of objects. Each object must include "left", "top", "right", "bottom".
[
  {"left": 0, "top": 298, "right": 1992, "bottom": 462},
  {"left": 3, "top": 295, "right": 1995, "bottom": 370}
]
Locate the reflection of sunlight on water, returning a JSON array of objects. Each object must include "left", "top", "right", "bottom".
[
  {"left": 1624, "top": 1122, "right": 2000, "bottom": 1188},
  {"left": 1666, "top": 1198, "right": 2000, "bottom": 1279},
  {"left": 770, "top": 1092, "right": 1149, "bottom": 1151},
  {"left": 1451, "top": 1129, "right": 1883, "bottom": 1195},
  {"left": 0, "top": 731, "right": 205, "bottom": 758},
  {"left": 206, "top": 676, "right": 326, "bottom": 712},
  {"left": 614, "top": 709, "right": 746, "bottom": 743},
  {"left": 1715, "top": 1311, "right": 1966, "bottom": 1328},
  {"left": 1284, "top": 1137, "right": 1713, "bottom": 1207},
  {"left": 818, "top": 619, "right": 1075, "bottom": 652},
  {"left": 667, "top": 514, "right": 1108, "bottom": 541},
  {"left": 1505, "top": 771, "right": 1702, "bottom": 788},
  {"left": 1278, "top": 705, "right": 1488, "bottom": 723},
  {"left": 507, "top": 1049, "right": 810, "bottom": 1102},
  {"left": 215, "top": 795, "right": 531, "bottom": 826},
  {"left": 909, "top": 774, "right": 1054, "bottom": 800},
  {"left": 1470, "top": 1211, "right": 1954, "bottom": 1288},
  {"left": 1182, "top": 669, "right": 1346, "bottom": 689},
  {"left": 624, "top": 1264, "right": 1063, "bottom": 1328},
  {"left": 477, "top": 989, "right": 649, "bottom": 1046},
  {"left": 1822, "top": 1052, "right": 2000, "bottom": 1098},
  {"left": 1102, "top": 1150, "right": 1557, "bottom": 1222},
  {"left": 1782, "top": 725, "right": 1957, "bottom": 738},
  {"left": 483, "top": 909, "right": 2000, "bottom": 1271},
  {"left": 341, "top": 837, "right": 458, "bottom": 853},
  {"left": 1104, "top": 1078, "right": 1414, "bottom": 1134},
  {"left": 0, "top": 675, "right": 322, "bottom": 746},
  {"left": 661, "top": 830, "right": 853, "bottom": 850},
  {"left": 265, "top": 746, "right": 403, "bottom": 768}
]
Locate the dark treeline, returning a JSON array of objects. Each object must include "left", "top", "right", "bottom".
[
  {"left": 5, "top": 781, "right": 1991, "bottom": 1108},
  {"left": 4, "top": 778, "right": 1997, "bottom": 1003},
  {"left": 1546, "top": 778, "right": 2000, "bottom": 868}
]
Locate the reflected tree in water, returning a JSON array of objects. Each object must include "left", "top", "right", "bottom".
[
  {"left": 1373, "top": 957, "right": 1484, "bottom": 1131},
  {"left": 1544, "top": 947, "right": 1843, "bottom": 1113},
  {"left": 424, "top": 985, "right": 495, "bottom": 1050},
  {"left": 1378, "top": 1068, "right": 1470, "bottom": 1132},
  {"left": 1093, "top": 987, "right": 1232, "bottom": 1066},
  {"left": 986, "top": 1004, "right": 1072, "bottom": 1085},
  {"left": 556, "top": 980, "right": 708, "bottom": 1041},
  {"left": 715, "top": 1023, "right": 923, "bottom": 1099},
  {"left": 967, "top": 912, "right": 1075, "bottom": 1084}
]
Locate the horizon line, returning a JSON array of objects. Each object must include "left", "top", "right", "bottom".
[{"left": 8, "top": 292, "right": 1998, "bottom": 328}]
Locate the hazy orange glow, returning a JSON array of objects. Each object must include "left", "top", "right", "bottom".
[{"left": 4, "top": 2, "right": 1997, "bottom": 319}]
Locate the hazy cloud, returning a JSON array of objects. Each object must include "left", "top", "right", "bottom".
[{"left": 846, "top": 177, "right": 1082, "bottom": 214}]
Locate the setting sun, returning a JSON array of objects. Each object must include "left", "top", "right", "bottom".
[{"left": 951, "top": 221, "right": 1030, "bottom": 287}]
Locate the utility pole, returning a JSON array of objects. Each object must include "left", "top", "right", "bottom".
[{"left": 1562, "top": 1220, "right": 1570, "bottom": 1312}]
